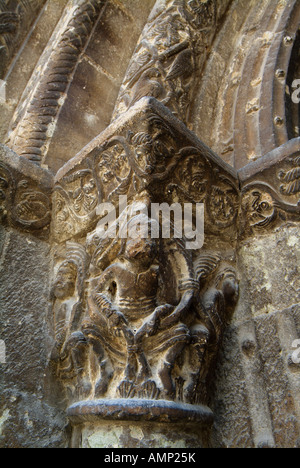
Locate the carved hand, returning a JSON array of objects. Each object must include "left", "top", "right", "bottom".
[
  {"left": 107, "top": 310, "right": 128, "bottom": 336},
  {"left": 160, "top": 290, "right": 194, "bottom": 329},
  {"left": 135, "top": 304, "right": 174, "bottom": 341}
]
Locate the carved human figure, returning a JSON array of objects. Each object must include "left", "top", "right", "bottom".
[
  {"left": 84, "top": 214, "right": 196, "bottom": 400},
  {"left": 51, "top": 244, "right": 91, "bottom": 400},
  {"left": 113, "top": 0, "right": 219, "bottom": 123},
  {"left": 186, "top": 256, "right": 239, "bottom": 404}
]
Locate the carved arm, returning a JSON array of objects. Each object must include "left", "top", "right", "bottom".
[{"left": 159, "top": 289, "right": 194, "bottom": 329}]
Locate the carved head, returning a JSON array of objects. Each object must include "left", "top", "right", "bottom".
[
  {"left": 53, "top": 261, "right": 78, "bottom": 300},
  {"left": 181, "top": 156, "right": 206, "bottom": 194},
  {"left": 247, "top": 190, "right": 277, "bottom": 229},
  {"left": 123, "top": 214, "right": 159, "bottom": 268},
  {"left": 215, "top": 267, "right": 239, "bottom": 305}
]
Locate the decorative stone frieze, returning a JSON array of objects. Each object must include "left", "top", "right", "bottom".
[{"left": 53, "top": 98, "right": 239, "bottom": 243}]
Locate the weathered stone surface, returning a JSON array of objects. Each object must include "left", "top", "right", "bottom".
[
  {"left": 190, "top": 0, "right": 300, "bottom": 169},
  {"left": 237, "top": 225, "right": 300, "bottom": 317},
  {"left": 210, "top": 219, "right": 300, "bottom": 448},
  {"left": 0, "top": 226, "right": 67, "bottom": 448},
  {"left": 75, "top": 420, "right": 207, "bottom": 448}
]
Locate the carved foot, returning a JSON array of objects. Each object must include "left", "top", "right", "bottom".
[
  {"left": 94, "top": 361, "right": 113, "bottom": 398},
  {"left": 139, "top": 379, "right": 160, "bottom": 400},
  {"left": 118, "top": 380, "right": 136, "bottom": 398}
]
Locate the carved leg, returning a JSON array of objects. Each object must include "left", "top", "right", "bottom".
[
  {"left": 124, "top": 345, "right": 138, "bottom": 382},
  {"left": 67, "top": 333, "right": 92, "bottom": 399},
  {"left": 137, "top": 350, "right": 152, "bottom": 383},
  {"left": 82, "top": 325, "right": 114, "bottom": 397},
  {"left": 159, "top": 337, "right": 189, "bottom": 399},
  {"left": 92, "top": 345, "right": 114, "bottom": 398},
  {"left": 185, "top": 324, "right": 210, "bottom": 403}
]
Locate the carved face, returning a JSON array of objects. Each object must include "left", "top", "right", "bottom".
[
  {"left": 222, "top": 276, "right": 239, "bottom": 304},
  {"left": 125, "top": 236, "right": 157, "bottom": 268},
  {"left": 181, "top": 156, "right": 206, "bottom": 194},
  {"left": 53, "top": 262, "right": 77, "bottom": 300},
  {"left": 248, "top": 191, "right": 276, "bottom": 229}
]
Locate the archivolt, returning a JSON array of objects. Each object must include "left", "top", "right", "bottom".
[
  {"left": 189, "top": 0, "right": 300, "bottom": 169},
  {"left": 6, "top": 0, "right": 108, "bottom": 165}
]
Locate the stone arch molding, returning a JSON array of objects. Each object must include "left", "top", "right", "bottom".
[
  {"left": 4, "top": 0, "right": 300, "bottom": 173},
  {"left": 6, "top": 0, "right": 235, "bottom": 171},
  {"left": 189, "top": 0, "right": 300, "bottom": 169}
]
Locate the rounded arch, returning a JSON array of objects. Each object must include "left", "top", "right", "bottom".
[{"left": 189, "top": 0, "right": 300, "bottom": 169}]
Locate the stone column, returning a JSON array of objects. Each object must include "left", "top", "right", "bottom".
[
  {"left": 236, "top": 138, "right": 300, "bottom": 447},
  {"left": 0, "top": 144, "right": 67, "bottom": 447},
  {"left": 68, "top": 400, "right": 213, "bottom": 448},
  {"left": 51, "top": 97, "right": 240, "bottom": 448}
]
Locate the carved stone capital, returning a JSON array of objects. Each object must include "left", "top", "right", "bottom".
[
  {"left": 239, "top": 138, "right": 300, "bottom": 236},
  {"left": 0, "top": 144, "right": 53, "bottom": 238},
  {"left": 50, "top": 98, "right": 239, "bottom": 436}
]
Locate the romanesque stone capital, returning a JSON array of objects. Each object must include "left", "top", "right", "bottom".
[
  {"left": 0, "top": 143, "right": 53, "bottom": 238},
  {"left": 50, "top": 98, "right": 240, "bottom": 438}
]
